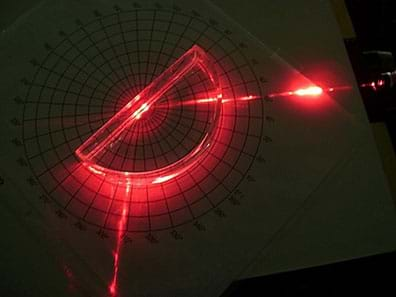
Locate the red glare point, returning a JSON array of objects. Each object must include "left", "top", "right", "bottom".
[
  {"left": 267, "top": 85, "right": 329, "bottom": 99},
  {"left": 132, "top": 102, "right": 150, "bottom": 120},
  {"left": 294, "top": 86, "right": 323, "bottom": 96}
]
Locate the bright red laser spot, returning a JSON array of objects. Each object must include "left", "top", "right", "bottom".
[
  {"left": 152, "top": 173, "right": 178, "bottom": 184},
  {"left": 132, "top": 102, "right": 150, "bottom": 119},
  {"left": 266, "top": 85, "right": 347, "bottom": 99},
  {"left": 75, "top": 45, "right": 221, "bottom": 186},
  {"left": 87, "top": 164, "right": 106, "bottom": 176},
  {"left": 294, "top": 86, "right": 323, "bottom": 96}
]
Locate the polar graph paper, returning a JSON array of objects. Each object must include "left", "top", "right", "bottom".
[{"left": 21, "top": 7, "right": 266, "bottom": 234}]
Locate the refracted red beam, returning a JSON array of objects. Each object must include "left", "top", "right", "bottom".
[{"left": 109, "top": 200, "right": 128, "bottom": 296}]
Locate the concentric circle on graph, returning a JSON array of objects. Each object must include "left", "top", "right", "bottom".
[{"left": 22, "top": 7, "right": 264, "bottom": 233}]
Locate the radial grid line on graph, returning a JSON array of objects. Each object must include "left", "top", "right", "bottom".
[
  {"left": 146, "top": 116, "right": 176, "bottom": 229},
  {"left": 116, "top": 10, "right": 136, "bottom": 89},
  {"left": 76, "top": 21, "right": 131, "bottom": 92},
  {"left": 148, "top": 9, "right": 176, "bottom": 85},
  {"left": 30, "top": 64, "right": 112, "bottom": 100},
  {"left": 61, "top": 36, "right": 126, "bottom": 94},
  {"left": 143, "top": 9, "right": 157, "bottom": 87},
  {"left": 97, "top": 14, "right": 134, "bottom": 90},
  {"left": 156, "top": 109, "right": 210, "bottom": 217},
  {"left": 148, "top": 116, "right": 197, "bottom": 222}
]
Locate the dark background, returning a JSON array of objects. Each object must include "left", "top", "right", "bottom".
[
  {"left": 346, "top": 0, "right": 396, "bottom": 148},
  {"left": 347, "top": 0, "right": 396, "bottom": 53}
]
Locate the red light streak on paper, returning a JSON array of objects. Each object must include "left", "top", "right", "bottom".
[
  {"left": 294, "top": 86, "right": 323, "bottom": 96},
  {"left": 266, "top": 85, "right": 351, "bottom": 99},
  {"left": 156, "top": 85, "right": 350, "bottom": 110},
  {"left": 109, "top": 188, "right": 129, "bottom": 297},
  {"left": 155, "top": 94, "right": 261, "bottom": 109},
  {"left": 268, "top": 86, "right": 324, "bottom": 98}
]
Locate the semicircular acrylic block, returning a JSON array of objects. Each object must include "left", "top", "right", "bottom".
[{"left": 75, "top": 45, "right": 222, "bottom": 186}]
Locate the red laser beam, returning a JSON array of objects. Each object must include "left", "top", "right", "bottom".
[
  {"left": 268, "top": 86, "right": 326, "bottom": 98},
  {"left": 154, "top": 84, "right": 348, "bottom": 110},
  {"left": 75, "top": 45, "right": 222, "bottom": 186},
  {"left": 267, "top": 85, "right": 352, "bottom": 99},
  {"left": 154, "top": 95, "right": 261, "bottom": 109},
  {"left": 109, "top": 190, "right": 129, "bottom": 297}
]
